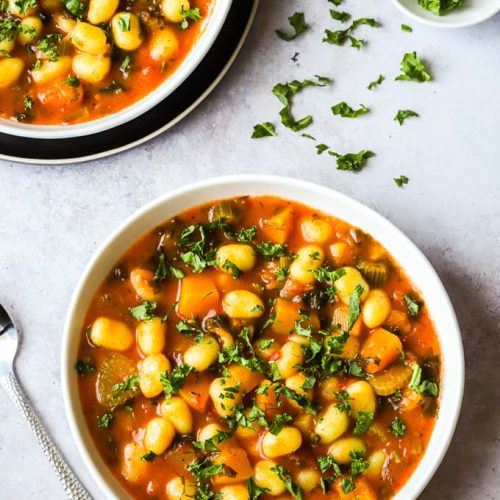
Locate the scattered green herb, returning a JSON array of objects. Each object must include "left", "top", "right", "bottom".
[
  {"left": 276, "top": 12, "right": 309, "bottom": 41},
  {"left": 367, "top": 74, "right": 385, "bottom": 90},
  {"left": 252, "top": 122, "right": 276, "bottom": 138},
  {"left": 394, "top": 175, "right": 410, "bottom": 188},
  {"left": 388, "top": 417, "right": 406, "bottom": 437},
  {"left": 129, "top": 300, "right": 157, "bottom": 321},
  {"left": 394, "top": 109, "right": 419, "bottom": 125},
  {"left": 329, "top": 150, "right": 375, "bottom": 173},
  {"left": 332, "top": 102, "right": 369, "bottom": 118},
  {"left": 396, "top": 52, "right": 431, "bottom": 82}
]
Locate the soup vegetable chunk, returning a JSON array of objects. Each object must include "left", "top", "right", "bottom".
[
  {"left": 77, "top": 196, "right": 441, "bottom": 499},
  {"left": 0, "top": 0, "right": 212, "bottom": 124}
]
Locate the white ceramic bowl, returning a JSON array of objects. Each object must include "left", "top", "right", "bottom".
[
  {"left": 62, "top": 175, "right": 464, "bottom": 499},
  {"left": 391, "top": 0, "right": 500, "bottom": 28},
  {"left": 0, "top": 1, "right": 232, "bottom": 140}
]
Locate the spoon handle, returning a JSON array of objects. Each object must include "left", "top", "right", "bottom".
[{"left": 1, "top": 372, "right": 92, "bottom": 500}]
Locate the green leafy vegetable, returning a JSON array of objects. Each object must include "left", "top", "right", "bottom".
[
  {"left": 348, "top": 284, "right": 364, "bottom": 329},
  {"left": 276, "top": 12, "right": 309, "bottom": 41},
  {"left": 255, "top": 241, "right": 287, "bottom": 260},
  {"left": 418, "top": 0, "right": 463, "bottom": 15},
  {"left": 222, "top": 259, "right": 242, "bottom": 278},
  {"left": 388, "top": 417, "right": 406, "bottom": 437},
  {"left": 154, "top": 253, "right": 185, "bottom": 281},
  {"left": 317, "top": 455, "right": 342, "bottom": 475},
  {"left": 193, "top": 431, "right": 232, "bottom": 452},
  {"left": 271, "top": 464, "right": 303, "bottom": 500},
  {"left": 117, "top": 13, "right": 131, "bottom": 31},
  {"left": 129, "top": 300, "right": 157, "bottom": 320},
  {"left": 99, "top": 80, "right": 125, "bottom": 94},
  {"left": 97, "top": 413, "right": 113, "bottom": 428},
  {"left": 394, "top": 109, "right": 419, "bottom": 125},
  {"left": 394, "top": 175, "right": 410, "bottom": 188},
  {"left": 272, "top": 76, "right": 330, "bottom": 132},
  {"left": 247, "top": 477, "right": 269, "bottom": 499},
  {"left": 403, "top": 293, "right": 422, "bottom": 317},
  {"left": 64, "top": 0, "right": 86, "bottom": 19},
  {"left": 401, "top": 23, "right": 413, "bottom": 32},
  {"left": 180, "top": 7, "right": 202, "bottom": 30},
  {"left": 350, "top": 450, "right": 369, "bottom": 476},
  {"left": 334, "top": 390, "right": 351, "bottom": 414},
  {"left": 252, "top": 122, "right": 276, "bottom": 138},
  {"left": 75, "top": 359, "right": 96, "bottom": 376},
  {"left": 330, "top": 9, "right": 350, "bottom": 23},
  {"left": 323, "top": 18, "right": 380, "bottom": 48},
  {"left": 396, "top": 52, "right": 431, "bottom": 82},
  {"left": 64, "top": 75, "right": 80, "bottom": 87},
  {"left": 353, "top": 411, "right": 374, "bottom": 436},
  {"left": 187, "top": 457, "right": 224, "bottom": 481},
  {"left": 329, "top": 150, "right": 375, "bottom": 173},
  {"left": 340, "top": 476, "right": 356, "bottom": 494},
  {"left": 409, "top": 364, "right": 439, "bottom": 396},
  {"left": 140, "top": 450, "right": 156, "bottom": 461},
  {"left": 234, "top": 225, "right": 257, "bottom": 243},
  {"left": 38, "top": 33, "right": 63, "bottom": 62},
  {"left": 367, "top": 74, "right": 385, "bottom": 90},
  {"left": 316, "top": 144, "right": 330, "bottom": 155},
  {"left": 111, "top": 375, "right": 139, "bottom": 400},
  {"left": 160, "top": 364, "right": 193, "bottom": 398},
  {"left": 331, "top": 102, "right": 369, "bottom": 118},
  {"left": 14, "top": 0, "right": 36, "bottom": 14}
]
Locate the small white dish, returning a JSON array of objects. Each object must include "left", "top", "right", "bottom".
[
  {"left": 391, "top": 0, "right": 500, "bottom": 28},
  {"left": 62, "top": 175, "right": 464, "bottom": 499},
  {"left": 0, "top": 0, "right": 232, "bottom": 140}
]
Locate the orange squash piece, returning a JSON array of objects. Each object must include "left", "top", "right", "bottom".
[
  {"left": 335, "top": 478, "right": 377, "bottom": 500},
  {"left": 177, "top": 275, "right": 220, "bottom": 318},
  {"left": 226, "top": 364, "right": 264, "bottom": 394},
  {"left": 179, "top": 373, "right": 212, "bottom": 412},
  {"left": 272, "top": 298, "right": 319, "bottom": 336},
  {"left": 361, "top": 328, "right": 403, "bottom": 374},
  {"left": 212, "top": 448, "right": 253, "bottom": 485},
  {"left": 260, "top": 207, "right": 294, "bottom": 244}
]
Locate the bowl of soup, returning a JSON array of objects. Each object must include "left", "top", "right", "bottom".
[
  {"left": 0, "top": 0, "right": 231, "bottom": 138},
  {"left": 62, "top": 175, "right": 464, "bottom": 499}
]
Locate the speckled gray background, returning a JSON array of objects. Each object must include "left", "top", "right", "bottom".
[{"left": 0, "top": 0, "right": 499, "bottom": 498}]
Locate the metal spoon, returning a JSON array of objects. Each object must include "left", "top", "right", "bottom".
[{"left": 0, "top": 302, "right": 92, "bottom": 500}]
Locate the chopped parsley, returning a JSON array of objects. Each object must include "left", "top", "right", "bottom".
[
  {"left": 353, "top": 411, "right": 374, "bottom": 436},
  {"left": 394, "top": 175, "right": 410, "bottom": 188},
  {"left": 180, "top": 7, "right": 202, "bottom": 30},
  {"left": 111, "top": 374, "right": 139, "bottom": 400},
  {"left": 350, "top": 450, "right": 369, "bottom": 476},
  {"left": 233, "top": 225, "right": 257, "bottom": 243},
  {"left": 140, "top": 450, "right": 156, "bottom": 461},
  {"left": 64, "top": 75, "right": 80, "bottom": 87},
  {"left": 271, "top": 464, "right": 303, "bottom": 500},
  {"left": 75, "top": 359, "right": 96, "bottom": 376},
  {"left": 38, "top": 33, "right": 63, "bottom": 62},
  {"left": 193, "top": 431, "right": 232, "bottom": 452},
  {"left": 418, "top": 0, "right": 463, "bottom": 15},
  {"left": 23, "top": 95, "right": 33, "bottom": 110},
  {"left": 97, "top": 413, "right": 113, "bottom": 428},
  {"left": 403, "top": 293, "right": 422, "bottom": 317},
  {"left": 186, "top": 457, "right": 224, "bottom": 481},
  {"left": 334, "top": 390, "right": 351, "bottom": 414},
  {"left": 222, "top": 259, "right": 242, "bottom": 278},
  {"left": 160, "top": 364, "right": 193, "bottom": 398},
  {"left": 0, "top": 18, "right": 20, "bottom": 42},
  {"left": 275, "top": 265, "right": 289, "bottom": 281},
  {"left": 348, "top": 284, "right": 364, "bottom": 329},
  {"left": 323, "top": 18, "right": 380, "bottom": 49},
  {"left": 401, "top": 23, "right": 413, "bottom": 32},
  {"left": 255, "top": 241, "right": 287, "bottom": 260},
  {"left": 252, "top": 122, "right": 277, "bottom": 138},
  {"left": 272, "top": 75, "right": 330, "bottom": 132},
  {"left": 367, "top": 74, "right": 385, "bottom": 90},
  {"left": 388, "top": 417, "right": 406, "bottom": 437},
  {"left": 394, "top": 109, "right": 419, "bottom": 125},
  {"left": 331, "top": 102, "right": 369, "bottom": 119},
  {"left": 14, "top": 0, "right": 36, "bottom": 14},
  {"left": 409, "top": 364, "right": 439, "bottom": 396},
  {"left": 247, "top": 477, "right": 269, "bottom": 499},
  {"left": 154, "top": 253, "right": 185, "bottom": 281},
  {"left": 120, "top": 54, "right": 132, "bottom": 74},
  {"left": 129, "top": 300, "right": 157, "bottom": 320},
  {"left": 396, "top": 52, "right": 431, "bottom": 82},
  {"left": 329, "top": 9, "right": 351, "bottom": 23},
  {"left": 99, "top": 80, "right": 125, "bottom": 94},
  {"left": 64, "top": 0, "right": 86, "bottom": 19},
  {"left": 117, "top": 13, "right": 131, "bottom": 32},
  {"left": 329, "top": 150, "right": 375, "bottom": 173},
  {"left": 276, "top": 12, "right": 309, "bottom": 41},
  {"left": 316, "top": 143, "right": 329, "bottom": 155}
]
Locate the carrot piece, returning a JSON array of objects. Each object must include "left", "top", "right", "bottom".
[
  {"left": 272, "top": 298, "right": 320, "bottom": 336},
  {"left": 178, "top": 373, "right": 212, "bottom": 412},
  {"left": 335, "top": 477, "right": 377, "bottom": 499},
  {"left": 260, "top": 207, "right": 294, "bottom": 244},
  {"left": 177, "top": 275, "right": 220, "bottom": 318},
  {"left": 212, "top": 448, "right": 253, "bottom": 485},
  {"left": 360, "top": 328, "right": 403, "bottom": 374},
  {"left": 226, "top": 364, "right": 264, "bottom": 393}
]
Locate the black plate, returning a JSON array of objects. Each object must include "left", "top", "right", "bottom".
[{"left": 0, "top": 0, "right": 258, "bottom": 164}]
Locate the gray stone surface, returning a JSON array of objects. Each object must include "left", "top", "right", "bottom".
[{"left": 0, "top": 1, "right": 499, "bottom": 498}]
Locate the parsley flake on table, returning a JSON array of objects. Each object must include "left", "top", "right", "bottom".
[
  {"left": 323, "top": 18, "right": 380, "bottom": 49},
  {"left": 252, "top": 122, "right": 277, "bottom": 138},
  {"left": 401, "top": 23, "right": 413, "bottom": 32},
  {"left": 272, "top": 75, "right": 331, "bottom": 132},
  {"left": 396, "top": 52, "right": 431, "bottom": 82},
  {"left": 394, "top": 175, "right": 410, "bottom": 188},
  {"left": 394, "top": 109, "right": 419, "bottom": 125},
  {"left": 367, "top": 74, "right": 385, "bottom": 90},
  {"left": 276, "top": 12, "right": 309, "bottom": 41},
  {"left": 332, "top": 102, "right": 369, "bottom": 118},
  {"left": 418, "top": 0, "right": 463, "bottom": 15},
  {"left": 329, "top": 9, "right": 351, "bottom": 23},
  {"left": 329, "top": 150, "right": 375, "bottom": 172}
]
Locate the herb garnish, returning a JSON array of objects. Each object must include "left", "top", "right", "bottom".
[
  {"left": 403, "top": 293, "right": 422, "bottom": 317},
  {"left": 180, "top": 7, "right": 202, "bottom": 30},
  {"left": 418, "top": 0, "right": 463, "bottom": 15},
  {"left": 251, "top": 122, "right": 277, "bottom": 138},
  {"left": 329, "top": 9, "right": 351, "bottom": 23},
  {"left": 271, "top": 464, "right": 303, "bottom": 500},
  {"left": 97, "top": 413, "right": 113, "bottom": 428},
  {"left": 64, "top": 0, "right": 86, "bottom": 19},
  {"left": 64, "top": 75, "right": 80, "bottom": 87},
  {"left": 255, "top": 241, "right": 287, "bottom": 260},
  {"left": 348, "top": 284, "right": 364, "bottom": 329},
  {"left": 329, "top": 150, "right": 375, "bottom": 173},
  {"left": 394, "top": 109, "right": 419, "bottom": 125},
  {"left": 323, "top": 18, "right": 380, "bottom": 49},
  {"left": 140, "top": 450, "right": 156, "bottom": 461},
  {"left": 75, "top": 359, "right": 96, "bottom": 375},
  {"left": 117, "top": 13, "right": 131, "bottom": 31},
  {"left": 331, "top": 102, "right": 369, "bottom": 118},
  {"left": 401, "top": 24, "right": 413, "bottom": 32},
  {"left": 409, "top": 364, "right": 439, "bottom": 396},
  {"left": 276, "top": 12, "right": 309, "bottom": 41},
  {"left": 160, "top": 363, "right": 193, "bottom": 398},
  {"left": 388, "top": 417, "right": 406, "bottom": 437},
  {"left": 129, "top": 300, "right": 157, "bottom": 320},
  {"left": 353, "top": 411, "right": 374, "bottom": 436},
  {"left": 396, "top": 52, "right": 431, "bottom": 82},
  {"left": 394, "top": 175, "right": 410, "bottom": 188},
  {"left": 367, "top": 74, "right": 385, "bottom": 90}
]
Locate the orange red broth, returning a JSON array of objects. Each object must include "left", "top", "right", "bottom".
[
  {"left": 77, "top": 196, "right": 441, "bottom": 499},
  {"left": 0, "top": 0, "right": 212, "bottom": 125}
]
